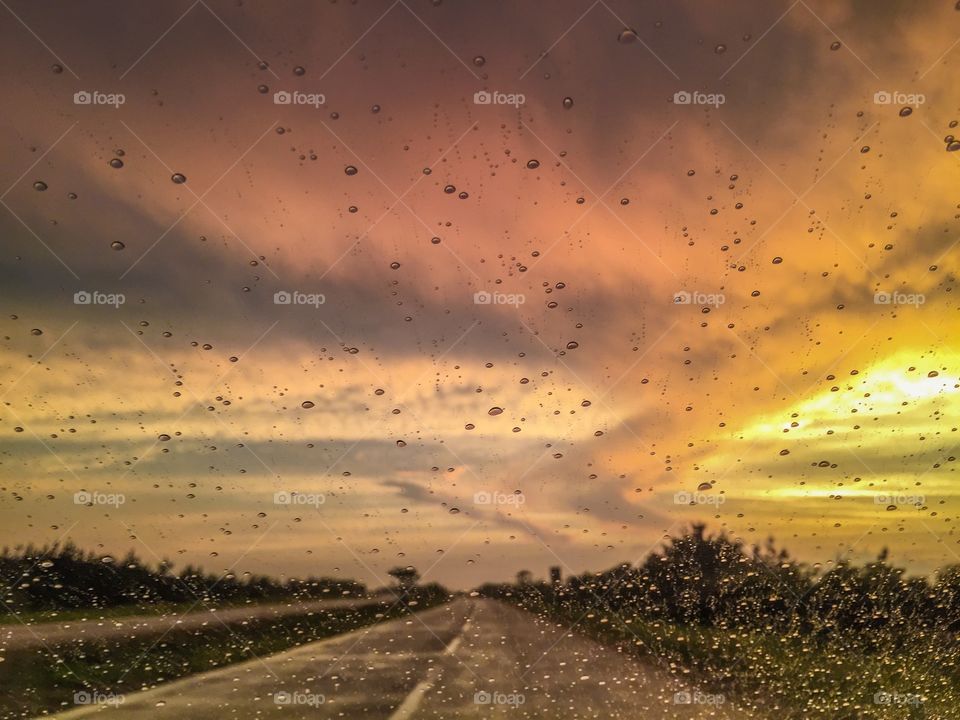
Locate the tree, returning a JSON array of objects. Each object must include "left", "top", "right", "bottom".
[{"left": 387, "top": 566, "right": 420, "bottom": 591}]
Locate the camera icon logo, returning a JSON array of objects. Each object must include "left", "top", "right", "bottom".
[
  {"left": 673, "top": 491, "right": 692, "bottom": 504},
  {"left": 274, "top": 291, "right": 292, "bottom": 305},
  {"left": 474, "top": 691, "right": 492, "bottom": 705},
  {"left": 473, "top": 91, "right": 492, "bottom": 105},
  {"left": 473, "top": 291, "right": 492, "bottom": 304},
  {"left": 874, "top": 291, "right": 891, "bottom": 305},
  {"left": 673, "top": 291, "right": 692, "bottom": 304},
  {"left": 473, "top": 491, "right": 492, "bottom": 505},
  {"left": 274, "top": 491, "right": 292, "bottom": 505},
  {"left": 74, "top": 291, "right": 92, "bottom": 304},
  {"left": 673, "top": 691, "right": 692, "bottom": 704},
  {"left": 273, "top": 91, "right": 292, "bottom": 105},
  {"left": 673, "top": 91, "right": 692, "bottom": 105},
  {"left": 873, "top": 91, "right": 892, "bottom": 105},
  {"left": 274, "top": 691, "right": 291, "bottom": 705},
  {"left": 73, "top": 692, "right": 92, "bottom": 705},
  {"left": 73, "top": 91, "right": 92, "bottom": 105},
  {"left": 74, "top": 491, "right": 92, "bottom": 505}
]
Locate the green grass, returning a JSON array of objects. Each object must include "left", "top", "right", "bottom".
[
  {"left": 512, "top": 600, "right": 955, "bottom": 719},
  {"left": 0, "top": 594, "right": 356, "bottom": 626},
  {"left": 0, "top": 596, "right": 445, "bottom": 719}
]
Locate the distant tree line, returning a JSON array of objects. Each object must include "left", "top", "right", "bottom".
[
  {"left": 0, "top": 541, "right": 367, "bottom": 613},
  {"left": 478, "top": 523, "right": 960, "bottom": 640}
]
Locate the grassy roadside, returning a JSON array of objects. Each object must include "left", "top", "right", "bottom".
[
  {"left": 510, "top": 599, "right": 954, "bottom": 719},
  {"left": 0, "top": 593, "right": 365, "bottom": 626},
  {"left": 0, "top": 595, "right": 447, "bottom": 719}
]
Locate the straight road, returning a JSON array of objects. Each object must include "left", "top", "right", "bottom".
[
  {"left": 2, "top": 595, "right": 384, "bottom": 652},
  {"left": 49, "top": 598, "right": 753, "bottom": 719}
]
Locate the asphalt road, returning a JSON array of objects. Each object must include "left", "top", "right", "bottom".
[
  {"left": 49, "top": 598, "right": 753, "bottom": 719},
  {"left": 2, "top": 596, "right": 381, "bottom": 652}
]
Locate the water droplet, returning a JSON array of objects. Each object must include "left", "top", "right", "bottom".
[
  {"left": 449, "top": 507, "right": 460, "bottom": 514},
  {"left": 109, "top": 158, "right": 124, "bottom": 169},
  {"left": 697, "top": 482, "right": 712, "bottom": 491},
  {"left": 110, "top": 240, "right": 125, "bottom": 251},
  {"left": 396, "top": 440, "right": 407, "bottom": 447},
  {"left": 526, "top": 159, "right": 540, "bottom": 169},
  {"left": 371, "top": 104, "right": 381, "bottom": 113},
  {"left": 488, "top": 406, "right": 503, "bottom": 416},
  {"left": 860, "top": 145, "right": 870, "bottom": 153},
  {"left": 51, "top": 64, "right": 63, "bottom": 74},
  {"left": 562, "top": 96, "right": 574, "bottom": 109},
  {"left": 158, "top": 433, "right": 171, "bottom": 441},
  {"left": 947, "top": 141, "right": 960, "bottom": 152},
  {"left": 566, "top": 341, "right": 579, "bottom": 350},
  {"left": 301, "top": 400, "right": 315, "bottom": 409},
  {"left": 344, "top": 165, "right": 358, "bottom": 176},
  {"left": 390, "top": 261, "right": 401, "bottom": 269},
  {"left": 830, "top": 41, "right": 841, "bottom": 51},
  {"left": 772, "top": 256, "right": 783, "bottom": 264},
  {"left": 293, "top": 66, "right": 306, "bottom": 76},
  {"left": 443, "top": 184, "right": 456, "bottom": 193},
  {"left": 899, "top": 106, "right": 913, "bottom": 117},
  {"left": 33, "top": 181, "right": 47, "bottom": 191},
  {"left": 472, "top": 55, "right": 485, "bottom": 67},
  {"left": 714, "top": 43, "right": 727, "bottom": 54},
  {"left": 171, "top": 173, "right": 186, "bottom": 184},
  {"left": 30, "top": 328, "right": 42, "bottom": 336},
  {"left": 257, "top": 84, "right": 269, "bottom": 94},
  {"left": 617, "top": 28, "right": 639, "bottom": 44}
]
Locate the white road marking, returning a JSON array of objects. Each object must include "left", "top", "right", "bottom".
[{"left": 387, "top": 616, "right": 471, "bottom": 720}]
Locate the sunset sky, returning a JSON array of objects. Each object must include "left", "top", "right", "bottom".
[{"left": 1, "top": 0, "right": 959, "bottom": 589}]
